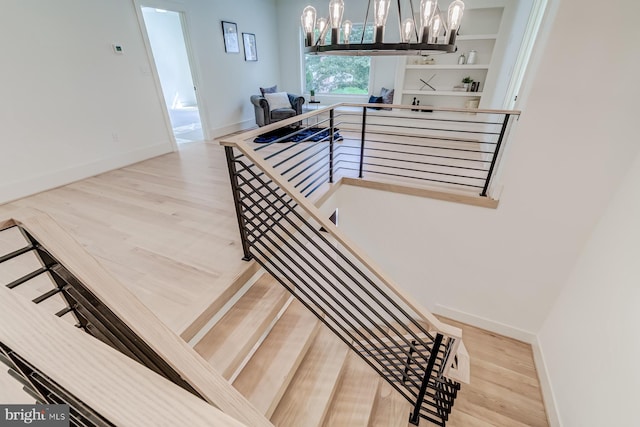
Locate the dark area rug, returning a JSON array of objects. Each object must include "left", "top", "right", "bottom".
[{"left": 254, "top": 127, "right": 343, "bottom": 144}]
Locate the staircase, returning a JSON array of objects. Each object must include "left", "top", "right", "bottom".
[{"left": 191, "top": 270, "right": 414, "bottom": 426}]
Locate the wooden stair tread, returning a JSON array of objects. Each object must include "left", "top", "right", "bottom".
[
  {"left": 369, "top": 379, "right": 412, "bottom": 427},
  {"left": 193, "top": 273, "right": 289, "bottom": 379},
  {"left": 271, "top": 325, "right": 349, "bottom": 427},
  {"left": 322, "top": 351, "right": 380, "bottom": 427},
  {"left": 233, "top": 299, "right": 321, "bottom": 417}
]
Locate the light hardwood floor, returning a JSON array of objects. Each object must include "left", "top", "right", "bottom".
[
  {"left": 0, "top": 141, "right": 249, "bottom": 334},
  {"left": 437, "top": 316, "right": 549, "bottom": 427},
  {"left": 0, "top": 141, "right": 548, "bottom": 426}
]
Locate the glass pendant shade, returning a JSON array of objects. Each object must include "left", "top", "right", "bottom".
[
  {"left": 301, "top": 6, "right": 317, "bottom": 46},
  {"left": 420, "top": 0, "right": 437, "bottom": 30},
  {"left": 374, "top": 0, "right": 391, "bottom": 27},
  {"left": 401, "top": 18, "right": 415, "bottom": 43},
  {"left": 329, "top": 0, "right": 344, "bottom": 29},
  {"left": 447, "top": 0, "right": 464, "bottom": 44},
  {"left": 343, "top": 20, "right": 353, "bottom": 44},
  {"left": 447, "top": 0, "right": 465, "bottom": 32},
  {"left": 430, "top": 13, "right": 442, "bottom": 43},
  {"left": 317, "top": 17, "right": 328, "bottom": 44}
]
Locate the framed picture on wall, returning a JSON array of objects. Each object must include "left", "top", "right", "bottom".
[
  {"left": 221, "top": 21, "right": 239, "bottom": 53},
  {"left": 242, "top": 33, "right": 257, "bottom": 61}
]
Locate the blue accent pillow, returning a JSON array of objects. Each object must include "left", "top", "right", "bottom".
[{"left": 368, "top": 95, "right": 383, "bottom": 110}]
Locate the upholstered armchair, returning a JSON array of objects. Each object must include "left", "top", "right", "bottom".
[{"left": 251, "top": 92, "right": 305, "bottom": 127}]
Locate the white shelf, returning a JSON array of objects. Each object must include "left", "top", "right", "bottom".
[
  {"left": 393, "top": 7, "right": 503, "bottom": 109},
  {"left": 457, "top": 34, "right": 498, "bottom": 41},
  {"left": 405, "top": 64, "right": 490, "bottom": 70},
  {"left": 402, "top": 90, "right": 483, "bottom": 97}
]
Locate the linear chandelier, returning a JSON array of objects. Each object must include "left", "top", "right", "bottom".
[{"left": 301, "top": 0, "right": 465, "bottom": 56}]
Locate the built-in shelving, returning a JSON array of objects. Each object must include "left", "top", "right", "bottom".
[
  {"left": 393, "top": 7, "right": 504, "bottom": 109},
  {"left": 403, "top": 90, "right": 484, "bottom": 97},
  {"left": 405, "top": 64, "right": 490, "bottom": 70}
]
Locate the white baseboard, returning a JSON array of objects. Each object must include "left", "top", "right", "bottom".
[
  {"left": 210, "top": 119, "right": 254, "bottom": 139},
  {"left": 532, "top": 337, "right": 563, "bottom": 427},
  {"left": 433, "top": 304, "right": 562, "bottom": 427},
  {"left": 433, "top": 304, "right": 537, "bottom": 343},
  {"left": 531, "top": 337, "right": 562, "bottom": 427},
  {"left": 0, "top": 142, "right": 172, "bottom": 205}
]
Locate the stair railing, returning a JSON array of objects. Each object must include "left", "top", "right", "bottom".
[
  {"left": 221, "top": 104, "right": 505, "bottom": 425},
  {"left": 0, "top": 211, "right": 272, "bottom": 427},
  {"left": 0, "top": 281, "right": 246, "bottom": 427}
]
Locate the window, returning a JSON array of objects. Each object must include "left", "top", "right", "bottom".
[{"left": 304, "top": 24, "right": 374, "bottom": 95}]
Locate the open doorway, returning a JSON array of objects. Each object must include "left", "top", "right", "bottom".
[{"left": 140, "top": 7, "right": 204, "bottom": 144}]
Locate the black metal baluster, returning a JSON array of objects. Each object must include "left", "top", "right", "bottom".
[
  {"left": 225, "top": 146, "right": 253, "bottom": 261},
  {"left": 359, "top": 107, "right": 367, "bottom": 178},
  {"left": 409, "top": 333, "right": 444, "bottom": 425},
  {"left": 329, "top": 109, "right": 335, "bottom": 183},
  {"left": 481, "top": 113, "right": 511, "bottom": 197}
]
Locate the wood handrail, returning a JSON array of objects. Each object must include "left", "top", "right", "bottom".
[
  {"left": 0, "top": 286, "right": 246, "bottom": 427},
  {"left": 1, "top": 209, "right": 273, "bottom": 427},
  {"left": 336, "top": 102, "right": 521, "bottom": 116}
]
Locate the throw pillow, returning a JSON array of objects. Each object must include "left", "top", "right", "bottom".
[
  {"left": 380, "top": 87, "right": 394, "bottom": 111},
  {"left": 260, "top": 85, "right": 278, "bottom": 96},
  {"left": 367, "top": 95, "right": 383, "bottom": 110},
  {"left": 264, "top": 92, "right": 292, "bottom": 110}
]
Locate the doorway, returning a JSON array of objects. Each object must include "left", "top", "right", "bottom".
[{"left": 140, "top": 7, "right": 204, "bottom": 144}]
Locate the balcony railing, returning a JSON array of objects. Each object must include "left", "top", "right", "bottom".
[{"left": 245, "top": 103, "right": 519, "bottom": 200}]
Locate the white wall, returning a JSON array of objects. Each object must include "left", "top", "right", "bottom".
[
  {"left": 538, "top": 149, "right": 640, "bottom": 427},
  {"left": 329, "top": 0, "right": 639, "bottom": 340},
  {"left": 0, "top": 0, "right": 174, "bottom": 205},
  {"left": 179, "top": 0, "right": 282, "bottom": 136},
  {"left": 1, "top": 0, "right": 283, "bottom": 204}
]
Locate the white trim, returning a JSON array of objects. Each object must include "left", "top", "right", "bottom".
[
  {"left": 133, "top": 0, "right": 210, "bottom": 145},
  {"left": 434, "top": 304, "right": 563, "bottom": 426},
  {"left": 0, "top": 143, "right": 172, "bottom": 205},
  {"left": 433, "top": 304, "right": 537, "bottom": 343},
  {"left": 178, "top": 9, "right": 211, "bottom": 142},
  {"left": 133, "top": 0, "right": 178, "bottom": 150},
  {"left": 532, "top": 337, "right": 563, "bottom": 427},
  {"left": 503, "top": 0, "right": 550, "bottom": 109},
  {"left": 209, "top": 119, "right": 255, "bottom": 139}
]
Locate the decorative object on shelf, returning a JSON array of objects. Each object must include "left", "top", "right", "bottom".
[
  {"left": 467, "top": 49, "right": 477, "bottom": 65},
  {"left": 420, "top": 55, "right": 435, "bottom": 64},
  {"left": 310, "top": 89, "right": 316, "bottom": 102},
  {"left": 462, "top": 76, "right": 473, "bottom": 92},
  {"left": 470, "top": 82, "right": 477, "bottom": 92},
  {"left": 301, "top": 0, "right": 465, "bottom": 56},
  {"left": 465, "top": 98, "right": 480, "bottom": 110},
  {"left": 411, "top": 97, "right": 417, "bottom": 111},
  {"left": 458, "top": 53, "right": 466, "bottom": 64},
  {"left": 221, "top": 21, "right": 239, "bottom": 53},
  {"left": 474, "top": 81, "right": 481, "bottom": 92},
  {"left": 420, "top": 75, "right": 436, "bottom": 91},
  {"left": 242, "top": 33, "right": 257, "bottom": 61}
]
